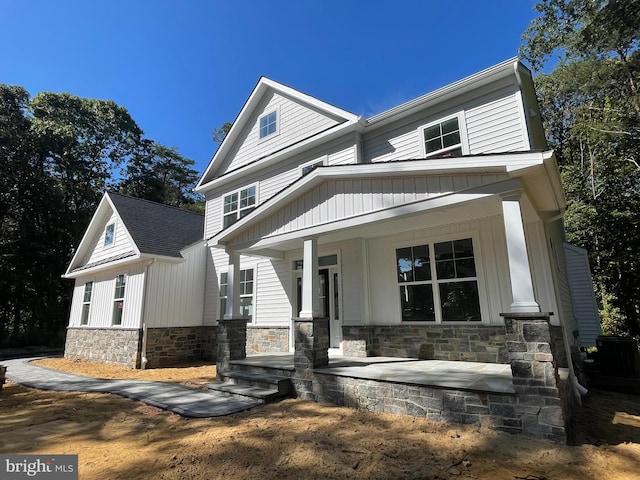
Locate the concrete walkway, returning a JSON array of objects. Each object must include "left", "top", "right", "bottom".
[{"left": 2, "top": 357, "right": 263, "bottom": 418}]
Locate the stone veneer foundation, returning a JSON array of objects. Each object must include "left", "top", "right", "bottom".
[
  {"left": 65, "top": 326, "right": 217, "bottom": 369},
  {"left": 144, "top": 326, "right": 217, "bottom": 367},
  {"left": 65, "top": 327, "right": 142, "bottom": 368},
  {"left": 342, "top": 325, "right": 508, "bottom": 363},
  {"left": 246, "top": 326, "right": 289, "bottom": 354}
]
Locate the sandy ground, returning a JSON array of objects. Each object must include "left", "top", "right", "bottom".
[{"left": 0, "top": 358, "right": 638, "bottom": 480}]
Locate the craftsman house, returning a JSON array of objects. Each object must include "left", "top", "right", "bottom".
[
  {"left": 64, "top": 58, "right": 602, "bottom": 441},
  {"left": 63, "top": 193, "right": 214, "bottom": 367}
]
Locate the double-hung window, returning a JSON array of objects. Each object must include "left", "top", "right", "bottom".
[
  {"left": 112, "top": 274, "right": 126, "bottom": 325},
  {"left": 81, "top": 281, "right": 93, "bottom": 325},
  {"left": 397, "top": 238, "right": 481, "bottom": 322},
  {"left": 259, "top": 110, "right": 277, "bottom": 139},
  {"left": 223, "top": 185, "right": 256, "bottom": 228},
  {"left": 219, "top": 268, "right": 254, "bottom": 320},
  {"left": 422, "top": 116, "right": 463, "bottom": 158}
]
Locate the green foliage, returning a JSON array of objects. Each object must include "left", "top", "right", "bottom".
[
  {"left": 0, "top": 86, "right": 203, "bottom": 347},
  {"left": 211, "top": 121, "right": 232, "bottom": 144},
  {"left": 523, "top": 0, "right": 640, "bottom": 337}
]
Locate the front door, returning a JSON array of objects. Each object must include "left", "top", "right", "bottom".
[{"left": 294, "top": 267, "right": 342, "bottom": 348}]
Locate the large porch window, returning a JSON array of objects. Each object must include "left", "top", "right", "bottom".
[{"left": 397, "top": 238, "right": 480, "bottom": 322}]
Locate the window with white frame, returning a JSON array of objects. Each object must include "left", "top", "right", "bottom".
[
  {"left": 223, "top": 185, "right": 256, "bottom": 229},
  {"left": 422, "top": 116, "right": 463, "bottom": 158},
  {"left": 81, "top": 281, "right": 93, "bottom": 325},
  {"left": 397, "top": 238, "right": 480, "bottom": 322},
  {"left": 104, "top": 223, "right": 115, "bottom": 246},
  {"left": 219, "top": 269, "right": 254, "bottom": 320},
  {"left": 300, "top": 157, "right": 326, "bottom": 177},
  {"left": 112, "top": 274, "right": 126, "bottom": 325},
  {"left": 259, "top": 110, "right": 277, "bottom": 139}
]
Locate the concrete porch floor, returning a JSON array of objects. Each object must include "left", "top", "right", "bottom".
[{"left": 231, "top": 353, "right": 515, "bottom": 394}]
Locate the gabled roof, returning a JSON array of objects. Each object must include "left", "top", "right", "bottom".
[
  {"left": 64, "top": 192, "right": 204, "bottom": 277},
  {"left": 195, "top": 76, "right": 361, "bottom": 192},
  {"left": 108, "top": 193, "right": 203, "bottom": 258}
]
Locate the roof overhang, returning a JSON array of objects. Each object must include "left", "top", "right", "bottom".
[{"left": 208, "top": 150, "right": 564, "bottom": 257}]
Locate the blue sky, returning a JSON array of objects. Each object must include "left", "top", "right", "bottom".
[{"left": 0, "top": 0, "right": 539, "bottom": 175}]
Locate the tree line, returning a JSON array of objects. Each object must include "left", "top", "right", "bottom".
[
  {"left": 521, "top": 0, "right": 640, "bottom": 339},
  {"left": 0, "top": 86, "right": 202, "bottom": 347}
]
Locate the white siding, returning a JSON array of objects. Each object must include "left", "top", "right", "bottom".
[
  {"left": 220, "top": 92, "right": 342, "bottom": 173},
  {"left": 144, "top": 245, "right": 206, "bottom": 328},
  {"left": 228, "top": 173, "right": 509, "bottom": 246},
  {"left": 68, "top": 262, "right": 146, "bottom": 329},
  {"left": 366, "top": 216, "right": 509, "bottom": 326},
  {"left": 564, "top": 243, "right": 602, "bottom": 347},
  {"left": 363, "top": 84, "right": 527, "bottom": 164},
  {"left": 204, "top": 137, "right": 358, "bottom": 239},
  {"left": 466, "top": 92, "right": 527, "bottom": 153},
  {"left": 86, "top": 212, "right": 135, "bottom": 265},
  {"left": 254, "top": 259, "right": 290, "bottom": 326}
]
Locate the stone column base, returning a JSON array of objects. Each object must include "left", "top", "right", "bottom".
[
  {"left": 293, "top": 317, "right": 329, "bottom": 399},
  {"left": 216, "top": 318, "right": 248, "bottom": 377}
]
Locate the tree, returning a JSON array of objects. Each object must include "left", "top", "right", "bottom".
[
  {"left": 211, "top": 121, "right": 232, "bottom": 144},
  {"left": 521, "top": 0, "right": 640, "bottom": 336},
  {"left": 118, "top": 140, "right": 202, "bottom": 210}
]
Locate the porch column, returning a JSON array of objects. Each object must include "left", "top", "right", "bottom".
[
  {"left": 224, "top": 252, "right": 241, "bottom": 320},
  {"left": 501, "top": 193, "right": 540, "bottom": 313},
  {"left": 299, "top": 237, "right": 320, "bottom": 319},
  {"left": 293, "top": 236, "right": 329, "bottom": 398},
  {"left": 217, "top": 252, "right": 247, "bottom": 377}
]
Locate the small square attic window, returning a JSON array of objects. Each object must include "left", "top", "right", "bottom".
[
  {"left": 104, "top": 223, "right": 115, "bottom": 246},
  {"left": 259, "top": 111, "right": 277, "bottom": 139}
]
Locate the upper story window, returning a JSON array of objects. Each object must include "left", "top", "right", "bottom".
[
  {"left": 223, "top": 185, "right": 257, "bottom": 229},
  {"left": 259, "top": 110, "right": 278, "bottom": 139},
  {"left": 104, "top": 223, "right": 115, "bottom": 247},
  {"left": 422, "top": 115, "right": 463, "bottom": 158},
  {"left": 300, "top": 156, "right": 327, "bottom": 177}
]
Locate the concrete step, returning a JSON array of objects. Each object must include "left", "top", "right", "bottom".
[
  {"left": 208, "top": 371, "right": 293, "bottom": 403},
  {"left": 207, "top": 382, "right": 285, "bottom": 403}
]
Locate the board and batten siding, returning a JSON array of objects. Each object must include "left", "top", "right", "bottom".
[
  {"left": 366, "top": 217, "right": 508, "bottom": 326},
  {"left": 68, "top": 262, "right": 146, "bottom": 329},
  {"left": 363, "top": 85, "right": 527, "bottom": 164},
  {"left": 564, "top": 243, "right": 602, "bottom": 347},
  {"left": 219, "top": 92, "right": 342, "bottom": 174},
  {"left": 86, "top": 212, "right": 135, "bottom": 265},
  {"left": 203, "top": 139, "right": 357, "bottom": 239},
  {"left": 227, "top": 173, "right": 509, "bottom": 246},
  {"left": 143, "top": 245, "right": 206, "bottom": 328}
]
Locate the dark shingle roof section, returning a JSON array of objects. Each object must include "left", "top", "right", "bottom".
[{"left": 108, "top": 192, "right": 204, "bottom": 258}]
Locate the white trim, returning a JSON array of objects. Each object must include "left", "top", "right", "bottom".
[
  {"left": 218, "top": 264, "right": 257, "bottom": 323},
  {"left": 391, "top": 232, "right": 489, "bottom": 325},
  {"left": 104, "top": 222, "right": 116, "bottom": 248},
  {"left": 299, "top": 155, "right": 328, "bottom": 177},
  {"left": 111, "top": 273, "right": 127, "bottom": 326},
  {"left": 257, "top": 106, "right": 280, "bottom": 142},
  {"left": 222, "top": 183, "right": 259, "bottom": 229},
  {"left": 419, "top": 112, "right": 469, "bottom": 158}
]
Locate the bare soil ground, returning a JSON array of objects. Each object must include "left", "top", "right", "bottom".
[{"left": 0, "top": 357, "right": 639, "bottom": 480}]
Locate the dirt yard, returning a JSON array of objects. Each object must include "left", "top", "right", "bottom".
[{"left": 1, "top": 357, "right": 639, "bottom": 480}]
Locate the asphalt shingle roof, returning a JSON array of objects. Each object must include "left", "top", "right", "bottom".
[{"left": 108, "top": 192, "right": 204, "bottom": 258}]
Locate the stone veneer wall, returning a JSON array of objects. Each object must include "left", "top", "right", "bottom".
[
  {"left": 343, "top": 325, "right": 508, "bottom": 363},
  {"left": 246, "top": 326, "right": 289, "bottom": 354},
  {"left": 145, "top": 326, "right": 217, "bottom": 368},
  {"left": 65, "top": 327, "right": 142, "bottom": 368}
]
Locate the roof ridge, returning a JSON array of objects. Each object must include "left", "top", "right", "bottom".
[{"left": 106, "top": 191, "right": 203, "bottom": 217}]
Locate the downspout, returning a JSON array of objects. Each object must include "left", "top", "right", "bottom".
[{"left": 140, "top": 259, "right": 155, "bottom": 369}]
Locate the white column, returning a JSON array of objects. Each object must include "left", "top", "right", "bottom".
[
  {"left": 224, "top": 252, "right": 241, "bottom": 320},
  {"left": 501, "top": 193, "right": 540, "bottom": 312},
  {"left": 299, "top": 237, "right": 320, "bottom": 319}
]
